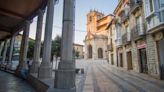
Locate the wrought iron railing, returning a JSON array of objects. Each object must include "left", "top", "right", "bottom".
[
  {"left": 122, "top": 32, "right": 131, "bottom": 45},
  {"left": 120, "top": 12, "right": 129, "bottom": 23},
  {"left": 129, "top": 0, "right": 142, "bottom": 13},
  {"left": 122, "top": 33, "right": 127, "bottom": 45},
  {"left": 131, "top": 23, "right": 146, "bottom": 40},
  {"left": 116, "top": 38, "right": 122, "bottom": 46}
]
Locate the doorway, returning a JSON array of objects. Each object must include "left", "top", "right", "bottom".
[
  {"left": 157, "top": 39, "right": 164, "bottom": 79},
  {"left": 98, "top": 48, "right": 103, "bottom": 58},
  {"left": 88, "top": 45, "right": 92, "bottom": 58},
  {"left": 139, "top": 48, "right": 148, "bottom": 73},
  {"left": 111, "top": 54, "right": 114, "bottom": 65},
  {"left": 127, "top": 51, "right": 133, "bottom": 70},
  {"left": 120, "top": 53, "right": 123, "bottom": 67}
]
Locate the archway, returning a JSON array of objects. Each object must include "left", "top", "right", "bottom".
[
  {"left": 88, "top": 45, "right": 92, "bottom": 58},
  {"left": 98, "top": 48, "right": 103, "bottom": 58}
]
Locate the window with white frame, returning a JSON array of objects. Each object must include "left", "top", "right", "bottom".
[
  {"left": 136, "top": 15, "right": 144, "bottom": 34},
  {"left": 149, "top": 0, "right": 154, "bottom": 12},
  {"left": 113, "top": 27, "right": 117, "bottom": 41},
  {"left": 159, "top": 10, "right": 164, "bottom": 22},
  {"left": 126, "top": 26, "right": 131, "bottom": 41},
  {"left": 158, "top": 0, "right": 164, "bottom": 8},
  {"left": 143, "top": 0, "right": 154, "bottom": 17}
]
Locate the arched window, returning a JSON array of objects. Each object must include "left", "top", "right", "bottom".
[
  {"left": 88, "top": 45, "right": 92, "bottom": 58},
  {"left": 98, "top": 48, "right": 103, "bottom": 58}
]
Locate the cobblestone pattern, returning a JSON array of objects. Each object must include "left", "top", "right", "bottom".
[{"left": 81, "top": 60, "right": 164, "bottom": 92}]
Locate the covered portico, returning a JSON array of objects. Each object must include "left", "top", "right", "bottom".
[{"left": 0, "top": 0, "right": 76, "bottom": 92}]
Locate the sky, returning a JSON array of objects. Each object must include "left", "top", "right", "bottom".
[{"left": 29, "top": 0, "right": 118, "bottom": 45}]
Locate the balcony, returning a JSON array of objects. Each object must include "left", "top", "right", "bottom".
[
  {"left": 107, "top": 44, "right": 113, "bottom": 51},
  {"left": 122, "top": 33, "right": 131, "bottom": 45},
  {"left": 131, "top": 24, "right": 146, "bottom": 40},
  {"left": 116, "top": 38, "right": 122, "bottom": 47},
  {"left": 146, "top": 10, "right": 164, "bottom": 33},
  {"left": 129, "top": 0, "right": 142, "bottom": 14},
  {"left": 120, "top": 12, "right": 129, "bottom": 23}
]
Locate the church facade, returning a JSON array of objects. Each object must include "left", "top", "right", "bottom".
[{"left": 84, "top": 10, "right": 112, "bottom": 60}]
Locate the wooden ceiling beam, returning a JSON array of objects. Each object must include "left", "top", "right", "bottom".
[{"left": 0, "top": 8, "right": 25, "bottom": 20}]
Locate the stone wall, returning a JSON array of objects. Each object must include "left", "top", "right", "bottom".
[{"left": 146, "top": 34, "right": 160, "bottom": 78}]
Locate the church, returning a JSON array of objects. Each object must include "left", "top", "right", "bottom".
[{"left": 84, "top": 10, "right": 113, "bottom": 60}]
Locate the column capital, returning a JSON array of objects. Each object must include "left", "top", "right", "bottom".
[
  {"left": 25, "top": 20, "right": 33, "bottom": 24},
  {"left": 37, "top": 9, "right": 45, "bottom": 15}
]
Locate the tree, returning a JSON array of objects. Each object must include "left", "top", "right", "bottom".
[
  {"left": 75, "top": 51, "right": 80, "bottom": 58},
  {"left": 73, "top": 48, "right": 79, "bottom": 58},
  {"left": 51, "top": 35, "right": 61, "bottom": 61},
  {"left": 27, "top": 40, "right": 35, "bottom": 59}
]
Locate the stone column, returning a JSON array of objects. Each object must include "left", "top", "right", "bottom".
[
  {"left": 54, "top": 0, "right": 76, "bottom": 91},
  {"left": 0, "top": 42, "right": 4, "bottom": 57},
  {"left": 84, "top": 43, "right": 88, "bottom": 59},
  {"left": 30, "top": 10, "right": 44, "bottom": 74},
  {"left": 38, "top": 0, "right": 55, "bottom": 79},
  {"left": 1, "top": 40, "right": 8, "bottom": 64},
  {"left": 7, "top": 36, "right": 16, "bottom": 69},
  {"left": 92, "top": 39, "right": 96, "bottom": 60},
  {"left": 16, "top": 21, "right": 30, "bottom": 71}
]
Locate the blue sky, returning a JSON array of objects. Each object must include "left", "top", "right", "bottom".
[{"left": 29, "top": 0, "right": 118, "bottom": 45}]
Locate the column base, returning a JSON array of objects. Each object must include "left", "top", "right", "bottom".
[
  {"left": 54, "top": 69, "right": 75, "bottom": 89},
  {"left": 38, "top": 62, "right": 52, "bottom": 79},
  {"left": 47, "top": 87, "right": 76, "bottom": 92},
  {"left": 30, "top": 61, "right": 40, "bottom": 73},
  {"left": 54, "top": 60, "right": 75, "bottom": 89}
]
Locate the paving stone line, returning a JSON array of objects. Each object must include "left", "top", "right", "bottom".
[
  {"left": 99, "top": 65, "right": 147, "bottom": 92},
  {"left": 92, "top": 65, "right": 123, "bottom": 92},
  {"left": 104, "top": 65, "right": 164, "bottom": 90},
  {"left": 96, "top": 65, "right": 130, "bottom": 92},
  {"left": 91, "top": 65, "right": 101, "bottom": 92}
]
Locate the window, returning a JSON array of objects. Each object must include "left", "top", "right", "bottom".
[
  {"left": 89, "top": 16, "right": 92, "bottom": 22},
  {"left": 126, "top": 26, "right": 131, "bottom": 41},
  {"left": 149, "top": 0, "right": 154, "bottom": 12},
  {"left": 136, "top": 16, "right": 142, "bottom": 31},
  {"left": 160, "top": 10, "right": 164, "bottom": 22},
  {"left": 158, "top": 0, "right": 164, "bottom": 8}
]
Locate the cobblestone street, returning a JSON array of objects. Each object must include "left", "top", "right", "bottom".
[
  {"left": 0, "top": 71, "right": 36, "bottom": 92},
  {"left": 76, "top": 60, "right": 164, "bottom": 92}
]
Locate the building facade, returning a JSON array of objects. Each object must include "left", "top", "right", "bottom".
[
  {"left": 73, "top": 43, "right": 84, "bottom": 59},
  {"left": 143, "top": 0, "right": 164, "bottom": 79},
  {"left": 107, "top": 0, "right": 164, "bottom": 79},
  {"left": 84, "top": 10, "right": 112, "bottom": 60}
]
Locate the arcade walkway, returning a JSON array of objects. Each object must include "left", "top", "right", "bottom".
[{"left": 0, "top": 71, "right": 36, "bottom": 92}]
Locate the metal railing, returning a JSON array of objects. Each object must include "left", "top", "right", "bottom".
[
  {"left": 116, "top": 38, "right": 122, "bottom": 46},
  {"left": 129, "top": 0, "right": 142, "bottom": 13},
  {"left": 131, "top": 23, "right": 146, "bottom": 40},
  {"left": 120, "top": 12, "right": 129, "bottom": 23},
  {"left": 122, "top": 32, "right": 131, "bottom": 45},
  {"left": 122, "top": 33, "right": 127, "bottom": 45}
]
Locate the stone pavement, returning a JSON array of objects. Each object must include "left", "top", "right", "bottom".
[
  {"left": 76, "top": 59, "right": 164, "bottom": 92},
  {"left": 0, "top": 71, "right": 36, "bottom": 92}
]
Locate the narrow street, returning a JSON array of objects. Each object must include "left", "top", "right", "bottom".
[{"left": 77, "top": 60, "right": 164, "bottom": 92}]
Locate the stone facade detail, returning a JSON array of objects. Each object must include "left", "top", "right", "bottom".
[{"left": 146, "top": 34, "right": 160, "bottom": 77}]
